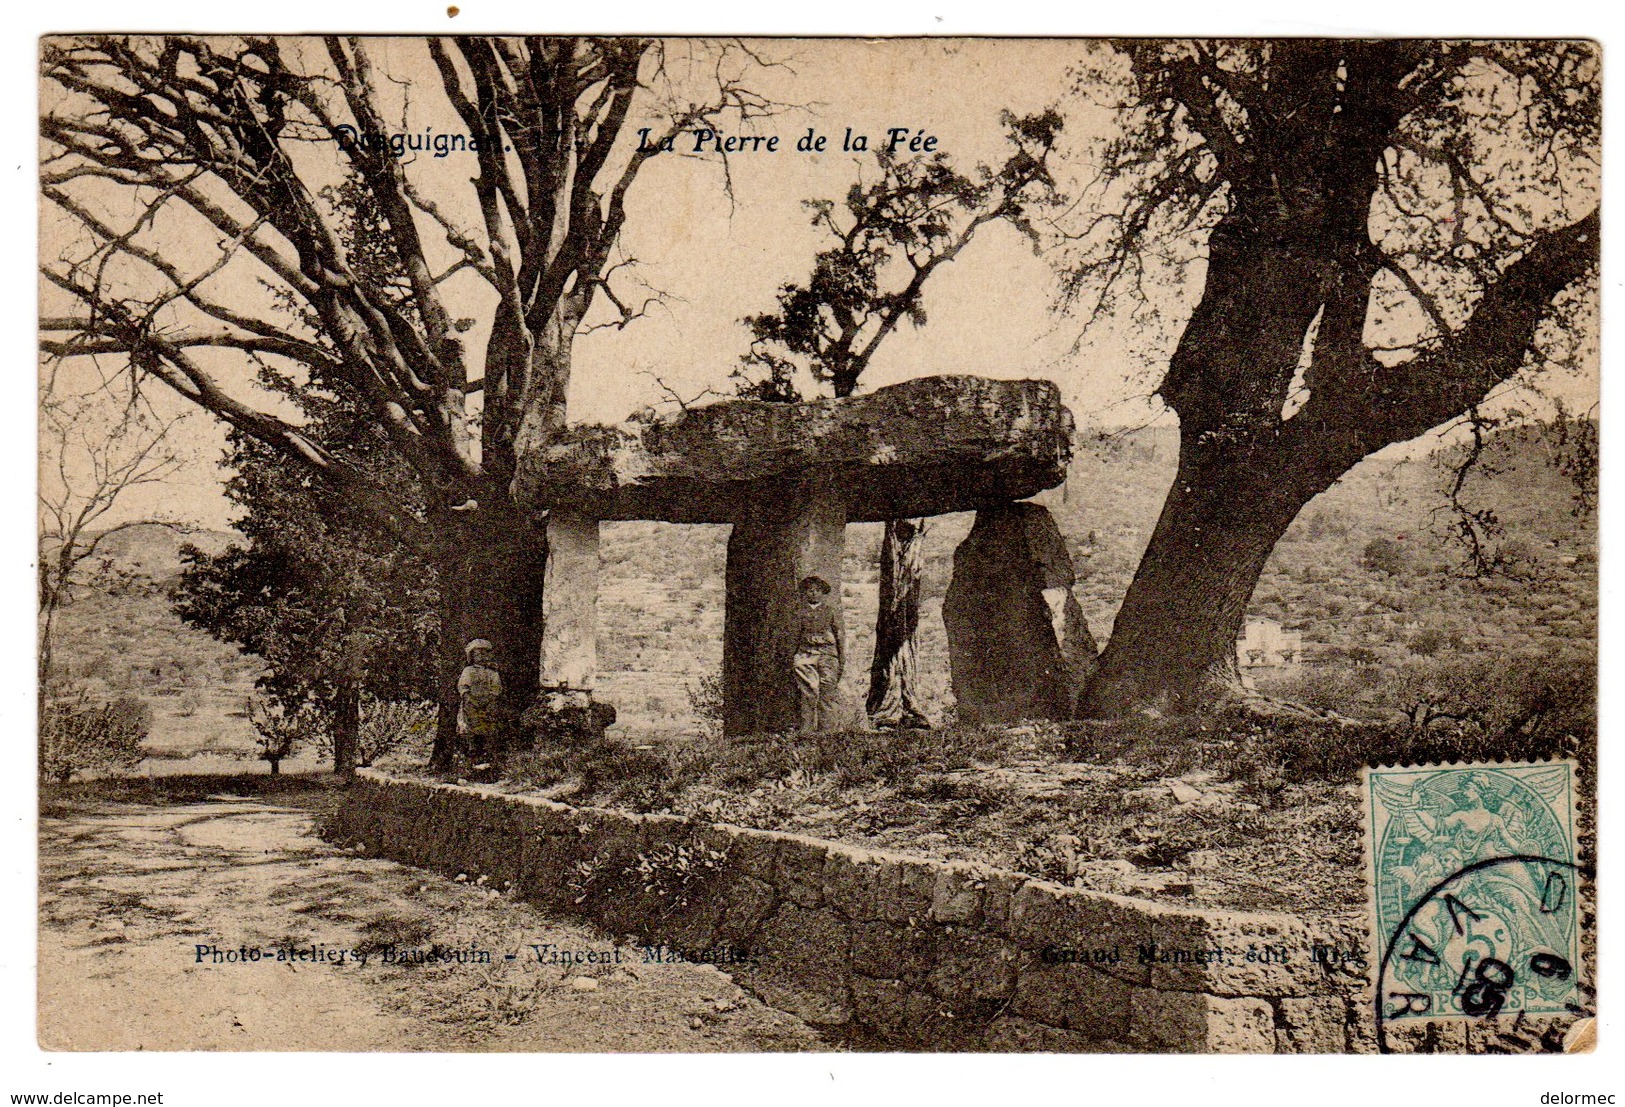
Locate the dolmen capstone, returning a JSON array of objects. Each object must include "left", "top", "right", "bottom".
[{"left": 511, "top": 374, "right": 1086, "bottom": 735}]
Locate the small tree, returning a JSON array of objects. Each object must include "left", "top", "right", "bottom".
[
  {"left": 245, "top": 696, "right": 322, "bottom": 776},
  {"left": 38, "top": 364, "right": 185, "bottom": 687}
]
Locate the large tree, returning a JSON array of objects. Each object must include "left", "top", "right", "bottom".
[
  {"left": 1060, "top": 40, "right": 1598, "bottom": 718},
  {"left": 173, "top": 431, "right": 441, "bottom": 775},
  {"left": 39, "top": 36, "right": 777, "bottom": 764},
  {"left": 736, "top": 111, "right": 1062, "bottom": 727}
]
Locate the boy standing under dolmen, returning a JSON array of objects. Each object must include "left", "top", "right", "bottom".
[{"left": 792, "top": 575, "right": 844, "bottom": 734}]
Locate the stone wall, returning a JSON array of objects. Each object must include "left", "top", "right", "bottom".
[{"left": 328, "top": 772, "right": 1372, "bottom": 1052}]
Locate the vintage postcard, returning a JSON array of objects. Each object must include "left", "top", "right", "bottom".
[{"left": 35, "top": 33, "right": 1599, "bottom": 1064}]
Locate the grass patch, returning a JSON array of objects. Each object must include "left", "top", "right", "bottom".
[
  {"left": 355, "top": 912, "right": 437, "bottom": 963},
  {"left": 504, "top": 724, "right": 1033, "bottom": 813}
]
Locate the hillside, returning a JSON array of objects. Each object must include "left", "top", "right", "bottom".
[
  {"left": 597, "top": 421, "right": 1596, "bottom": 731},
  {"left": 43, "top": 524, "right": 279, "bottom": 772}
]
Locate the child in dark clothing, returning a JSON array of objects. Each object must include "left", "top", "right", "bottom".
[{"left": 792, "top": 575, "right": 843, "bottom": 733}]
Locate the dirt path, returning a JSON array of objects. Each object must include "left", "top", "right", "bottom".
[{"left": 38, "top": 788, "right": 831, "bottom": 1052}]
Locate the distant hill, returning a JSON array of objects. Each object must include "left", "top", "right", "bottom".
[
  {"left": 82, "top": 523, "right": 239, "bottom": 583},
  {"left": 44, "top": 524, "right": 265, "bottom": 768}
]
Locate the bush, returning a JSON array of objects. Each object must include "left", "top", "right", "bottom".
[
  {"left": 1069, "top": 684, "right": 1591, "bottom": 792},
  {"left": 1408, "top": 628, "right": 1447, "bottom": 657},
  {"left": 1232, "top": 654, "right": 1594, "bottom": 784},
  {"left": 39, "top": 686, "right": 149, "bottom": 783},
  {"left": 1361, "top": 537, "right": 1408, "bottom": 575},
  {"left": 313, "top": 697, "right": 437, "bottom": 768},
  {"left": 627, "top": 839, "right": 730, "bottom": 914},
  {"left": 686, "top": 673, "right": 724, "bottom": 739},
  {"left": 358, "top": 698, "right": 436, "bottom": 767}
]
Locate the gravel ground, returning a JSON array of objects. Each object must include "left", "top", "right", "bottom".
[{"left": 38, "top": 784, "right": 833, "bottom": 1052}]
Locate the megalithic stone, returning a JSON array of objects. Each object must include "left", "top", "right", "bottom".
[
  {"left": 943, "top": 502, "right": 1095, "bottom": 725},
  {"left": 512, "top": 375, "right": 1078, "bottom": 736},
  {"left": 540, "top": 507, "right": 600, "bottom": 691},
  {"left": 723, "top": 476, "right": 847, "bottom": 736}
]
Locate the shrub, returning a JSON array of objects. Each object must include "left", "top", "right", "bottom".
[
  {"left": 627, "top": 840, "right": 730, "bottom": 914},
  {"left": 1233, "top": 654, "right": 1594, "bottom": 784},
  {"left": 359, "top": 698, "right": 436, "bottom": 766},
  {"left": 313, "top": 697, "right": 436, "bottom": 768},
  {"left": 39, "top": 686, "right": 149, "bottom": 783},
  {"left": 686, "top": 673, "right": 725, "bottom": 739},
  {"left": 1408, "top": 628, "right": 1447, "bottom": 657},
  {"left": 1361, "top": 537, "right": 1408, "bottom": 576}
]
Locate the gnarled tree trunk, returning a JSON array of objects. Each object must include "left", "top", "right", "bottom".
[
  {"left": 866, "top": 518, "right": 931, "bottom": 728},
  {"left": 1078, "top": 430, "right": 1349, "bottom": 719},
  {"left": 1071, "top": 42, "right": 1597, "bottom": 724}
]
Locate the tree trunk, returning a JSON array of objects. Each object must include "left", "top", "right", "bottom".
[
  {"left": 1078, "top": 431, "right": 1345, "bottom": 719},
  {"left": 426, "top": 496, "right": 548, "bottom": 769},
  {"left": 331, "top": 676, "right": 359, "bottom": 777},
  {"left": 38, "top": 597, "right": 59, "bottom": 690},
  {"left": 866, "top": 518, "right": 931, "bottom": 728}
]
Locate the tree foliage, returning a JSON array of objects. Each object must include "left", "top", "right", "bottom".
[
  {"left": 736, "top": 110, "right": 1063, "bottom": 401},
  {"left": 173, "top": 435, "right": 442, "bottom": 738},
  {"left": 171, "top": 172, "right": 441, "bottom": 753}
]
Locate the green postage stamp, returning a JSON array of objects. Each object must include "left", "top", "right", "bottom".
[{"left": 1365, "top": 761, "right": 1586, "bottom": 1031}]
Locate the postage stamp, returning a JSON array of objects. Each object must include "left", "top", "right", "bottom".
[{"left": 1365, "top": 762, "right": 1586, "bottom": 1031}]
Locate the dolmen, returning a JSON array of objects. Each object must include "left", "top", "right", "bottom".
[{"left": 512, "top": 374, "right": 1091, "bottom": 735}]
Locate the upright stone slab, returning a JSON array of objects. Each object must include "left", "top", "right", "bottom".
[
  {"left": 540, "top": 507, "right": 599, "bottom": 690},
  {"left": 943, "top": 503, "right": 1093, "bottom": 724},
  {"left": 723, "top": 479, "right": 847, "bottom": 735}
]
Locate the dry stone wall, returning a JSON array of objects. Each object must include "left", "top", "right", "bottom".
[{"left": 328, "top": 771, "right": 1372, "bottom": 1052}]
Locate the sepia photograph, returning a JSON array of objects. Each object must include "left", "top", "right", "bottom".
[{"left": 27, "top": 19, "right": 1601, "bottom": 1085}]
